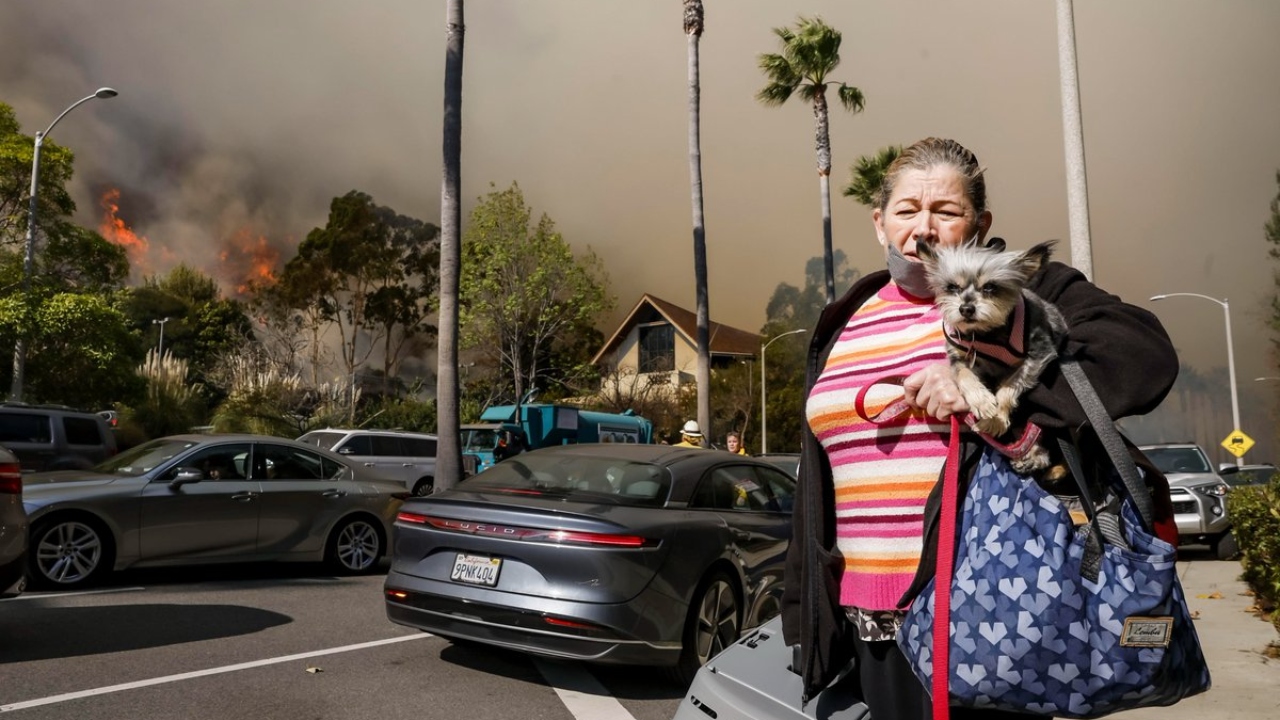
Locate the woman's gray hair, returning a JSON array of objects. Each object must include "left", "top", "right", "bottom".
[{"left": 876, "top": 137, "right": 987, "bottom": 216}]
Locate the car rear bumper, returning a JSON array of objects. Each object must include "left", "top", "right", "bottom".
[{"left": 383, "top": 569, "right": 681, "bottom": 666}]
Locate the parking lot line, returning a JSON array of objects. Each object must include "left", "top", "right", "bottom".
[
  {"left": 535, "top": 659, "right": 638, "bottom": 720},
  {"left": 1, "top": 586, "right": 145, "bottom": 602},
  {"left": 0, "top": 634, "right": 431, "bottom": 713}
]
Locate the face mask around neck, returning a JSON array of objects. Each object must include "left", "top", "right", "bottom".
[{"left": 886, "top": 243, "right": 932, "bottom": 299}]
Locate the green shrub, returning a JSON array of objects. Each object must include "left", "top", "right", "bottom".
[
  {"left": 1227, "top": 478, "right": 1280, "bottom": 635},
  {"left": 357, "top": 397, "right": 437, "bottom": 434}
]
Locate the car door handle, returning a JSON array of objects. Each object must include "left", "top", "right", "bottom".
[
  {"left": 322, "top": 489, "right": 347, "bottom": 498},
  {"left": 231, "top": 492, "right": 258, "bottom": 502},
  {"left": 363, "top": 462, "right": 376, "bottom": 467},
  {"left": 401, "top": 463, "right": 414, "bottom": 467}
]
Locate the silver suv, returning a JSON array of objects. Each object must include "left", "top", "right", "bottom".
[
  {"left": 297, "top": 429, "right": 439, "bottom": 496},
  {"left": 1139, "top": 442, "right": 1235, "bottom": 559}
]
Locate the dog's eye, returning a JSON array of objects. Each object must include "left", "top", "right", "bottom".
[
  {"left": 945, "top": 283, "right": 961, "bottom": 294},
  {"left": 981, "top": 283, "right": 999, "bottom": 296}
]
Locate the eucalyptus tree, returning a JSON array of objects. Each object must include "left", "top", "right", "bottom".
[
  {"left": 757, "top": 16, "right": 865, "bottom": 304},
  {"left": 272, "top": 192, "right": 435, "bottom": 412},
  {"left": 684, "top": 0, "right": 711, "bottom": 446},
  {"left": 436, "top": 0, "right": 466, "bottom": 490}
]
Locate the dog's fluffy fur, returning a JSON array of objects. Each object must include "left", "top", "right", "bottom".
[{"left": 916, "top": 238, "right": 1068, "bottom": 474}]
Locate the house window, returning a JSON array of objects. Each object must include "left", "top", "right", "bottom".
[{"left": 638, "top": 323, "right": 675, "bottom": 373}]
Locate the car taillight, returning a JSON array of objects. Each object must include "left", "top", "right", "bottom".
[
  {"left": 414, "top": 514, "right": 656, "bottom": 548},
  {"left": 396, "top": 511, "right": 429, "bottom": 524},
  {"left": 0, "top": 462, "right": 20, "bottom": 495}
]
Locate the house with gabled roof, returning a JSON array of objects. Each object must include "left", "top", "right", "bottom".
[{"left": 591, "top": 294, "right": 761, "bottom": 393}]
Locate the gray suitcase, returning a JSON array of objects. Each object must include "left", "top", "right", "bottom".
[{"left": 674, "top": 616, "right": 870, "bottom": 720}]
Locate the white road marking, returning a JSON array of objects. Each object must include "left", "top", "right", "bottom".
[
  {"left": 535, "top": 659, "right": 639, "bottom": 720},
  {"left": 0, "top": 586, "right": 146, "bottom": 602},
  {"left": 0, "top": 634, "right": 432, "bottom": 713}
]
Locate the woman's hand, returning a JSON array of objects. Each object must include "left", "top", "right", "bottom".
[{"left": 902, "top": 362, "right": 969, "bottom": 420}]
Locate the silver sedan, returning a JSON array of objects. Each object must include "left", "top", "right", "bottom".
[{"left": 22, "top": 434, "right": 408, "bottom": 589}]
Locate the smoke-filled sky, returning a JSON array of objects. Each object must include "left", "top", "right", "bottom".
[{"left": 5, "top": 1, "right": 1280, "bottom": 453}]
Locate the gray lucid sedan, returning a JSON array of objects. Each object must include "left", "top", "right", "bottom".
[
  {"left": 22, "top": 434, "right": 408, "bottom": 589},
  {"left": 384, "top": 444, "right": 795, "bottom": 682}
]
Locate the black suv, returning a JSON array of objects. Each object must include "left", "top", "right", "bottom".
[{"left": 0, "top": 403, "right": 118, "bottom": 473}]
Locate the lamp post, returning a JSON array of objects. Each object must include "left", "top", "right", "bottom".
[
  {"left": 761, "top": 328, "right": 806, "bottom": 455},
  {"left": 1150, "top": 292, "right": 1242, "bottom": 465},
  {"left": 152, "top": 317, "right": 171, "bottom": 357},
  {"left": 9, "top": 87, "right": 118, "bottom": 402}
]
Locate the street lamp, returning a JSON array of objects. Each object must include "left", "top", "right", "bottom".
[
  {"left": 761, "top": 328, "right": 806, "bottom": 455},
  {"left": 1150, "top": 292, "right": 1242, "bottom": 465},
  {"left": 9, "top": 87, "right": 119, "bottom": 401},
  {"left": 152, "top": 317, "right": 171, "bottom": 357}
]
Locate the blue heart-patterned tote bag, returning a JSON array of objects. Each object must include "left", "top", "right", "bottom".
[{"left": 897, "top": 446, "right": 1211, "bottom": 718}]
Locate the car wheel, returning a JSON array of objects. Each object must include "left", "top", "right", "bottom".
[
  {"left": 413, "top": 477, "right": 434, "bottom": 496},
  {"left": 326, "top": 517, "right": 383, "bottom": 574},
  {"left": 30, "top": 517, "right": 112, "bottom": 589},
  {"left": 1213, "top": 530, "right": 1239, "bottom": 561},
  {"left": 671, "top": 571, "right": 740, "bottom": 685}
]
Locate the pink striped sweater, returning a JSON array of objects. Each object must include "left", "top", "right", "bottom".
[{"left": 806, "top": 282, "right": 951, "bottom": 611}]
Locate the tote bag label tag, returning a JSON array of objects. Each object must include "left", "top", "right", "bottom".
[{"left": 1120, "top": 616, "right": 1174, "bottom": 647}]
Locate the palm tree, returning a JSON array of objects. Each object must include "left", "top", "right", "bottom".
[
  {"left": 685, "top": 0, "right": 711, "bottom": 446},
  {"left": 435, "top": 0, "right": 465, "bottom": 491},
  {"left": 843, "top": 145, "right": 901, "bottom": 208},
  {"left": 757, "top": 16, "right": 865, "bottom": 304}
]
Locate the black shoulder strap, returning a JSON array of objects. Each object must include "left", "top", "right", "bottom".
[{"left": 1059, "top": 357, "right": 1155, "bottom": 530}]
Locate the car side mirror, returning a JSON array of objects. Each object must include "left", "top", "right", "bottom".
[
  {"left": 171, "top": 467, "right": 203, "bottom": 487},
  {"left": 338, "top": 447, "right": 353, "bottom": 455}
]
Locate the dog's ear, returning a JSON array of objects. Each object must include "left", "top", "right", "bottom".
[
  {"left": 1017, "top": 240, "right": 1057, "bottom": 278},
  {"left": 984, "top": 236, "right": 1006, "bottom": 253}
]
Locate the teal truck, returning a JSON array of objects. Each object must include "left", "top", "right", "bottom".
[{"left": 461, "top": 403, "right": 654, "bottom": 473}]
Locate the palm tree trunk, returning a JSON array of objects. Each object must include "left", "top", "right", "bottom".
[
  {"left": 685, "top": 0, "right": 711, "bottom": 446},
  {"left": 813, "top": 91, "right": 835, "bottom": 304},
  {"left": 436, "top": 0, "right": 465, "bottom": 490}
]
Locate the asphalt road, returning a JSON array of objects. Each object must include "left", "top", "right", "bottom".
[
  {"left": 4, "top": 550, "right": 1275, "bottom": 720},
  {"left": 0, "top": 562, "right": 686, "bottom": 720}
]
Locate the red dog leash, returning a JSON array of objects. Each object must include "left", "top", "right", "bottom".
[
  {"left": 854, "top": 376, "right": 1038, "bottom": 720},
  {"left": 853, "top": 376, "right": 1041, "bottom": 461}
]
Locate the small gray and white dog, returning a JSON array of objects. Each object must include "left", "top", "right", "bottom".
[{"left": 915, "top": 237, "right": 1068, "bottom": 474}]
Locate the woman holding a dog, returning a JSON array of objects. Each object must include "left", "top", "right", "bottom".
[{"left": 780, "top": 137, "right": 1179, "bottom": 720}]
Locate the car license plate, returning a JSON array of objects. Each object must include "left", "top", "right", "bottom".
[{"left": 450, "top": 553, "right": 502, "bottom": 587}]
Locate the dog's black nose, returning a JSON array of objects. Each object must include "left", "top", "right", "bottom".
[{"left": 960, "top": 304, "right": 976, "bottom": 319}]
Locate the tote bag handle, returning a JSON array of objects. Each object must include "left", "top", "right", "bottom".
[{"left": 1058, "top": 357, "right": 1155, "bottom": 530}]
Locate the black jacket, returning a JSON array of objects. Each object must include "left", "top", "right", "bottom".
[{"left": 779, "top": 261, "right": 1178, "bottom": 702}]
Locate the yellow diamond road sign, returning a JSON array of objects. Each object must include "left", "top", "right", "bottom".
[{"left": 1221, "top": 430, "right": 1255, "bottom": 458}]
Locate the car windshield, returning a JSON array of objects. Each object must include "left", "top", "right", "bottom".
[
  {"left": 462, "top": 428, "right": 499, "bottom": 453},
  {"left": 459, "top": 454, "right": 671, "bottom": 507},
  {"left": 94, "top": 438, "right": 202, "bottom": 477},
  {"left": 1144, "top": 447, "right": 1213, "bottom": 474},
  {"left": 297, "top": 431, "right": 345, "bottom": 452}
]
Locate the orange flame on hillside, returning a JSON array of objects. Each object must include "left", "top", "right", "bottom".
[
  {"left": 219, "top": 227, "right": 281, "bottom": 296},
  {"left": 99, "top": 188, "right": 152, "bottom": 274}
]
